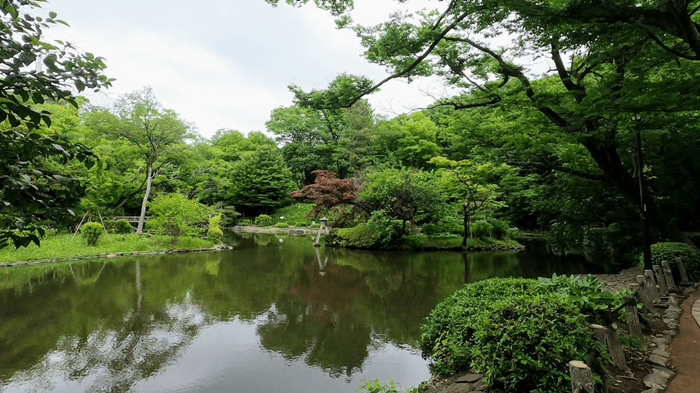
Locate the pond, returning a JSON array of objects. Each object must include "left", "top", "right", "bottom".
[{"left": 0, "top": 232, "right": 607, "bottom": 393}]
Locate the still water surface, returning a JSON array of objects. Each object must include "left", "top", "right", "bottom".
[{"left": 0, "top": 233, "right": 601, "bottom": 393}]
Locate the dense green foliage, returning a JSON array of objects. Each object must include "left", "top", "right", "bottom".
[
  {"left": 206, "top": 215, "right": 223, "bottom": 242},
  {"left": 357, "top": 379, "right": 398, "bottom": 393},
  {"left": 114, "top": 219, "right": 133, "bottom": 234},
  {"left": 80, "top": 222, "right": 104, "bottom": 246},
  {"left": 268, "top": 0, "right": 700, "bottom": 260},
  {"left": 472, "top": 295, "right": 603, "bottom": 392},
  {"left": 147, "top": 193, "right": 209, "bottom": 239},
  {"left": 644, "top": 242, "right": 700, "bottom": 277},
  {"left": 421, "top": 275, "right": 623, "bottom": 390},
  {"left": 421, "top": 278, "right": 536, "bottom": 375},
  {"left": 0, "top": 0, "right": 111, "bottom": 250},
  {"left": 254, "top": 214, "right": 274, "bottom": 227}
]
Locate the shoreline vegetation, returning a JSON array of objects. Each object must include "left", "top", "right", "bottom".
[
  {"left": 0, "top": 225, "right": 524, "bottom": 267},
  {"left": 235, "top": 224, "right": 524, "bottom": 251},
  {"left": 0, "top": 233, "right": 221, "bottom": 267}
]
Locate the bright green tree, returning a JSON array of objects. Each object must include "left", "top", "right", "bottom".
[
  {"left": 228, "top": 145, "right": 295, "bottom": 215},
  {"left": 147, "top": 193, "right": 209, "bottom": 239},
  {"left": 266, "top": 105, "right": 339, "bottom": 185},
  {"left": 87, "top": 88, "right": 191, "bottom": 234},
  {"left": 430, "top": 157, "right": 506, "bottom": 246},
  {"left": 357, "top": 167, "right": 445, "bottom": 236},
  {"left": 374, "top": 112, "right": 441, "bottom": 169}
]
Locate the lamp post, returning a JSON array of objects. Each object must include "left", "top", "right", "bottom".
[
  {"left": 314, "top": 217, "right": 329, "bottom": 247},
  {"left": 632, "top": 114, "right": 653, "bottom": 270}
]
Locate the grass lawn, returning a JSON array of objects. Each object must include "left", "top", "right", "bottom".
[
  {"left": 268, "top": 203, "right": 315, "bottom": 226},
  {"left": 0, "top": 233, "right": 216, "bottom": 263}
]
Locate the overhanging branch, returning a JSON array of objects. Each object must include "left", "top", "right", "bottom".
[{"left": 511, "top": 160, "right": 609, "bottom": 182}]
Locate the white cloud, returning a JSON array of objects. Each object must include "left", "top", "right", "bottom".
[{"left": 42, "top": 0, "right": 451, "bottom": 138}]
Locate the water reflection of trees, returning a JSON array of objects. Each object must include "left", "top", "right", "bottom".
[
  {"left": 2, "top": 236, "right": 494, "bottom": 387},
  {"left": 1, "top": 259, "right": 207, "bottom": 392},
  {"left": 258, "top": 294, "right": 371, "bottom": 379}
]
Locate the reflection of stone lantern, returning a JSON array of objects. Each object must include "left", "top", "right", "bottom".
[
  {"left": 315, "top": 247, "right": 328, "bottom": 276},
  {"left": 314, "top": 217, "right": 330, "bottom": 247},
  {"left": 632, "top": 114, "right": 652, "bottom": 270}
]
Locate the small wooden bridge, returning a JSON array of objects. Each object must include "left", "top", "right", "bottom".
[{"left": 113, "top": 216, "right": 150, "bottom": 223}]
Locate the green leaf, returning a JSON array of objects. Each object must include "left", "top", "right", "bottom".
[{"left": 32, "top": 92, "right": 44, "bottom": 104}]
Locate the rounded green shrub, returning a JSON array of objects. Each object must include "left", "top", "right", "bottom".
[
  {"left": 471, "top": 294, "right": 607, "bottom": 392},
  {"left": 81, "top": 222, "right": 104, "bottom": 246},
  {"left": 643, "top": 242, "right": 700, "bottom": 277},
  {"left": 207, "top": 226, "right": 223, "bottom": 242},
  {"left": 41, "top": 227, "right": 58, "bottom": 239},
  {"left": 207, "top": 214, "right": 224, "bottom": 242},
  {"left": 254, "top": 214, "right": 273, "bottom": 227},
  {"left": 422, "top": 275, "right": 622, "bottom": 381},
  {"left": 238, "top": 219, "right": 252, "bottom": 226},
  {"left": 114, "top": 219, "right": 133, "bottom": 234},
  {"left": 274, "top": 222, "right": 289, "bottom": 228},
  {"left": 421, "top": 278, "right": 537, "bottom": 376},
  {"left": 470, "top": 220, "right": 493, "bottom": 239}
]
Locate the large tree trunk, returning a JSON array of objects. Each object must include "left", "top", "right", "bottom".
[
  {"left": 585, "top": 143, "right": 698, "bottom": 251},
  {"left": 136, "top": 164, "right": 153, "bottom": 235}
]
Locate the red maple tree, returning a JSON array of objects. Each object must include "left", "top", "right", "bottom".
[{"left": 289, "top": 170, "right": 358, "bottom": 217}]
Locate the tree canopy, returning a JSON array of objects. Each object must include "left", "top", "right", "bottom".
[{"left": 271, "top": 0, "right": 700, "bottom": 249}]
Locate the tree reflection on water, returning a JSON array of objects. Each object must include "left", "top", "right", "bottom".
[{"left": 1, "top": 233, "right": 591, "bottom": 391}]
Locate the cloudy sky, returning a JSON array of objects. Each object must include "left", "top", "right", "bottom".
[{"left": 43, "top": 0, "right": 448, "bottom": 139}]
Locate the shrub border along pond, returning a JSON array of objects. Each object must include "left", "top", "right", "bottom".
[{"left": 328, "top": 229, "right": 525, "bottom": 251}]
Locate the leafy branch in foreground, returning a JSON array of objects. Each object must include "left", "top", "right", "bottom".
[{"left": 1, "top": 0, "right": 112, "bottom": 249}]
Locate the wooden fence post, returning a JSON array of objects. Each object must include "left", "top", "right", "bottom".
[
  {"left": 644, "top": 270, "right": 660, "bottom": 302},
  {"left": 675, "top": 257, "right": 691, "bottom": 283},
  {"left": 653, "top": 265, "right": 669, "bottom": 296},
  {"left": 569, "top": 360, "right": 594, "bottom": 393},
  {"left": 590, "top": 324, "right": 628, "bottom": 370},
  {"left": 630, "top": 283, "right": 655, "bottom": 314},
  {"left": 636, "top": 276, "right": 656, "bottom": 312},
  {"left": 623, "top": 295, "right": 644, "bottom": 339},
  {"left": 661, "top": 261, "right": 679, "bottom": 292}
]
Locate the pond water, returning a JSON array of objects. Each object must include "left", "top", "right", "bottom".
[{"left": 0, "top": 233, "right": 607, "bottom": 393}]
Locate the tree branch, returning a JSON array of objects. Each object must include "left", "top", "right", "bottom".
[
  {"left": 511, "top": 161, "right": 609, "bottom": 182},
  {"left": 448, "top": 36, "right": 574, "bottom": 130},
  {"left": 644, "top": 30, "right": 700, "bottom": 60},
  {"left": 351, "top": 11, "right": 471, "bottom": 104},
  {"left": 551, "top": 40, "right": 586, "bottom": 97}
]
